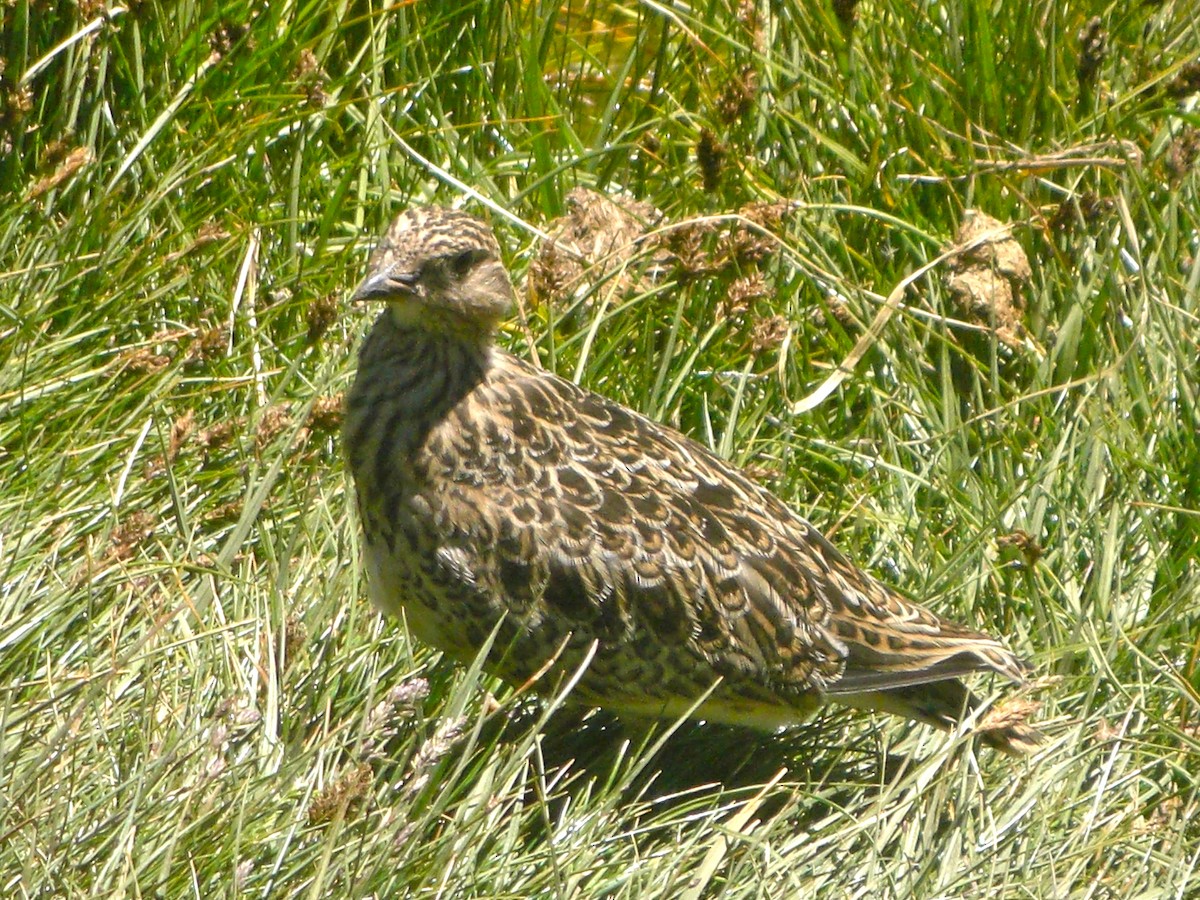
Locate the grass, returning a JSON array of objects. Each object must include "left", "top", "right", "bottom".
[{"left": 2, "top": 0, "right": 1199, "bottom": 896}]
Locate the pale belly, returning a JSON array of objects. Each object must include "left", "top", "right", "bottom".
[{"left": 362, "top": 537, "right": 495, "bottom": 664}]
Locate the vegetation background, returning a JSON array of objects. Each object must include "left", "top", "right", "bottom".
[{"left": 3, "top": 0, "right": 1198, "bottom": 896}]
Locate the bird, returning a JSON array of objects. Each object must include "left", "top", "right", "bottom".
[{"left": 343, "top": 205, "right": 1041, "bottom": 755}]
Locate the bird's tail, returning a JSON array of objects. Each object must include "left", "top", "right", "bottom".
[{"left": 816, "top": 584, "right": 1043, "bottom": 754}]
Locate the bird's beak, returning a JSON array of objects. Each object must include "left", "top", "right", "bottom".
[{"left": 351, "top": 270, "right": 419, "bottom": 303}]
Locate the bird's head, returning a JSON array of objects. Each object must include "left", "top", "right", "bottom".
[{"left": 352, "top": 207, "right": 515, "bottom": 338}]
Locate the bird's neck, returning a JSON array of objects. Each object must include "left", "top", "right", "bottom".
[{"left": 345, "top": 311, "right": 492, "bottom": 464}]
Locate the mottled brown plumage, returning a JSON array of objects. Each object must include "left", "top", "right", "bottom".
[{"left": 344, "top": 206, "right": 1041, "bottom": 754}]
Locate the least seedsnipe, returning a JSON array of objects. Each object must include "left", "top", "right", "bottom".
[{"left": 343, "top": 206, "right": 1041, "bottom": 754}]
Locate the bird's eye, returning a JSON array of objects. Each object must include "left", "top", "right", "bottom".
[{"left": 449, "top": 250, "right": 478, "bottom": 276}]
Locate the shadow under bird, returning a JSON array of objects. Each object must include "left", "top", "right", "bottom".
[{"left": 343, "top": 206, "right": 1041, "bottom": 755}]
